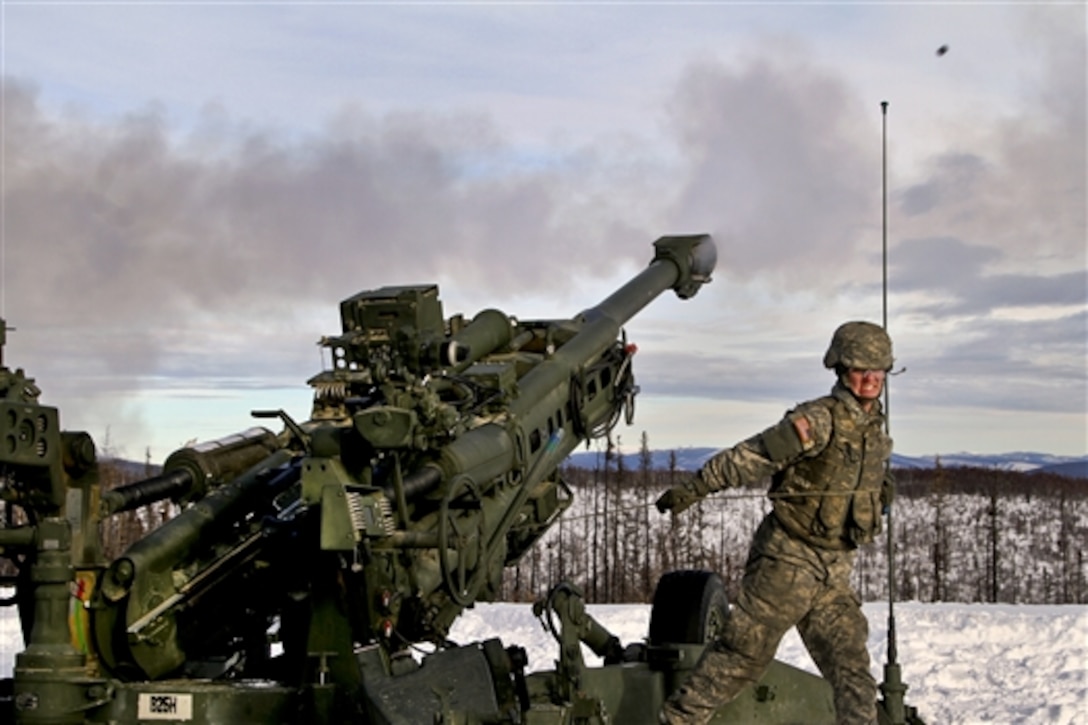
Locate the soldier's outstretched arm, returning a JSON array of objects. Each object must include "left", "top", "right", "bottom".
[{"left": 655, "top": 402, "right": 833, "bottom": 515}]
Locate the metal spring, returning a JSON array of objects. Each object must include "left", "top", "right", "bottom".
[
  {"left": 346, "top": 492, "right": 366, "bottom": 533},
  {"left": 378, "top": 497, "right": 395, "bottom": 536}
]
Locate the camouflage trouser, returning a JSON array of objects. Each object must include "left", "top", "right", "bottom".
[{"left": 661, "top": 515, "right": 877, "bottom": 725}]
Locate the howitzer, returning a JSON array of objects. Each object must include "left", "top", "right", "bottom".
[{"left": 0, "top": 235, "right": 922, "bottom": 724}]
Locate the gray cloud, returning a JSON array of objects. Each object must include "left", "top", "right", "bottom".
[
  {"left": 891, "top": 10, "right": 1086, "bottom": 274},
  {"left": 0, "top": 51, "right": 886, "bottom": 391},
  {"left": 892, "top": 237, "right": 1000, "bottom": 291},
  {"left": 899, "top": 153, "right": 987, "bottom": 216},
  {"left": 2, "top": 82, "right": 654, "bottom": 392},
  {"left": 3, "top": 84, "right": 638, "bottom": 311},
  {"left": 636, "top": 348, "right": 830, "bottom": 408},
  {"left": 663, "top": 55, "right": 879, "bottom": 284},
  {"left": 896, "top": 312, "right": 1087, "bottom": 415},
  {"left": 634, "top": 310, "right": 1088, "bottom": 420},
  {"left": 891, "top": 237, "right": 1086, "bottom": 315}
]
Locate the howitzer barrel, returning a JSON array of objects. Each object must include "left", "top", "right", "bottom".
[
  {"left": 99, "top": 427, "right": 281, "bottom": 515},
  {"left": 411, "top": 235, "right": 716, "bottom": 496},
  {"left": 510, "top": 234, "right": 715, "bottom": 423},
  {"left": 589, "top": 233, "right": 717, "bottom": 322},
  {"left": 99, "top": 469, "right": 193, "bottom": 515}
]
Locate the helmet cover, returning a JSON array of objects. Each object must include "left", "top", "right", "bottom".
[{"left": 823, "top": 321, "right": 893, "bottom": 371}]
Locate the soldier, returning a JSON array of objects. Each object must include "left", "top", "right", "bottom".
[{"left": 655, "top": 321, "right": 895, "bottom": 725}]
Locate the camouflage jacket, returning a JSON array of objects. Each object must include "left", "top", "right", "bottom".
[{"left": 687, "top": 382, "right": 892, "bottom": 550}]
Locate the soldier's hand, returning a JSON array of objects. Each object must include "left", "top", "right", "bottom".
[
  {"left": 655, "top": 486, "right": 698, "bottom": 515},
  {"left": 881, "top": 470, "right": 896, "bottom": 514}
]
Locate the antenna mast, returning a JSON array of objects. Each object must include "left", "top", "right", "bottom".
[{"left": 879, "top": 100, "right": 908, "bottom": 724}]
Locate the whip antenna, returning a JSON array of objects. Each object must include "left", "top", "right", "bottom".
[{"left": 879, "top": 99, "right": 908, "bottom": 724}]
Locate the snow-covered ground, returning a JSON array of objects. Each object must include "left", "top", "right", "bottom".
[
  {"left": 2, "top": 600, "right": 1084, "bottom": 723},
  {"left": 453, "top": 602, "right": 1088, "bottom": 724}
]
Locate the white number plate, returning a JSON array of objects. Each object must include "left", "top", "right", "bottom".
[{"left": 137, "top": 693, "right": 193, "bottom": 721}]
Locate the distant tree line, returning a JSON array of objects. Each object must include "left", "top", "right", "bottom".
[{"left": 4, "top": 438, "right": 1084, "bottom": 606}]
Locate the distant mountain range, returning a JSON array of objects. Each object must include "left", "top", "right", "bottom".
[
  {"left": 103, "top": 448, "right": 1088, "bottom": 481},
  {"left": 564, "top": 448, "right": 1088, "bottom": 479}
]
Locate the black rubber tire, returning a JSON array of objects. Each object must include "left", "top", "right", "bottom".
[{"left": 648, "top": 569, "right": 730, "bottom": 645}]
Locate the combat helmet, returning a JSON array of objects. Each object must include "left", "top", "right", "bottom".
[{"left": 823, "top": 321, "right": 893, "bottom": 371}]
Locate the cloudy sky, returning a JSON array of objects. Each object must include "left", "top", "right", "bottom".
[{"left": 1, "top": 2, "right": 1084, "bottom": 462}]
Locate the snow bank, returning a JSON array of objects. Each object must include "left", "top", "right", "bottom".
[{"left": 451, "top": 601, "right": 1087, "bottom": 725}]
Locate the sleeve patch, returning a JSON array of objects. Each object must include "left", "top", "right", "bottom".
[
  {"left": 760, "top": 416, "right": 806, "bottom": 463},
  {"left": 792, "top": 415, "right": 815, "bottom": 450}
]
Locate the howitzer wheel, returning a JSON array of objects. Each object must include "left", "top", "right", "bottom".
[
  {"left": 438, "top": 474, "right": 486, "bottom": 606},
  {"left": 648, "top": 569, "right": 730, "bottom": 645}
]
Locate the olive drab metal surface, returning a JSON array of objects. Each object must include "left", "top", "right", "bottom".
[{"left": 0, "top": 236, "right": 923, "bottom": 724}]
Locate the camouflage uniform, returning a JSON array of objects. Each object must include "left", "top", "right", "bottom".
[{"left": 658, "top": 322, "right": 893, "bottom": 725}]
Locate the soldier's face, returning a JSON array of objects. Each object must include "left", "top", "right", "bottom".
[{"left": 846, "top": 368, "right": 885, "bottom": 404}]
